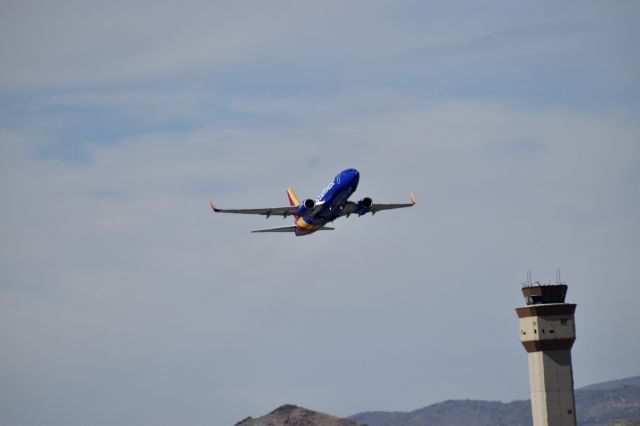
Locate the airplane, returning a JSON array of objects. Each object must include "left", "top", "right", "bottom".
[{"left": 209, "top": 168, "right": 416, "bottom": 236}]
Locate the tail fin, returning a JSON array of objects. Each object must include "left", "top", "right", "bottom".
[
  {"left": 287, "top": 187, "right": 300, "bottom": 224},
  {"left": 287, "top": 187, "right": 300, "bottom": 207}
]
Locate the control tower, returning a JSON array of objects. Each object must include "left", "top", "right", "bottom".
[{"left": 516, "top": 275, "right": 577, "bottom": 426}]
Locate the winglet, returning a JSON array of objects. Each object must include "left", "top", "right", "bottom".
[
  {"left": 210, "top": 199, "right": 220, "bottom": 212},
  {"left": 409, "top": 192, "right": 416, "bottom": 205}
]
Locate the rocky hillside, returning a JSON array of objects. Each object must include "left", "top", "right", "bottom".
[
  {"left": 349, "top": 376, "right": 640, "bottom": 426},
  {"left": 350, "top": 399, "right": 532, "bottom": 426},
  {"left": 235, "top": 404, "right": 365, "bottom": 426},
  {"left": 577, "top": 379, "right": 640, "bottom": 426}
]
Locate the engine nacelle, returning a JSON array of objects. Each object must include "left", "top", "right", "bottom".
[
  {"left": 297, "top": 198, "right": 316, "bottom": 216},
  {"left": 357, "top": 197, "right": 373, "bottom": 214}
]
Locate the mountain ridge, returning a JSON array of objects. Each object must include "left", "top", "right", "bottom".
[
  {"left": 236, "top": 403, "right": 365, "bottom": 426},
  {"left": 235, "top": 375, "right": 640, "bottom": 426},
  {"left": 349, "top": 376, "right": 640, "bottom": 426}
]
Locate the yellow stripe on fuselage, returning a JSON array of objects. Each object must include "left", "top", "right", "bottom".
[{"left": 296, "top": 217, "right": 317, "bottom": 229}]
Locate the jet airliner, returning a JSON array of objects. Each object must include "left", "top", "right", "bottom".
[{"left": 209, "top": 168, "right": 415, "bottom": 236}]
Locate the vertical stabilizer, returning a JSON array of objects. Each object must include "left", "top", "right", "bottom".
[
  {"left": 287, "top": 187, "right": 300, "bottom": 207},
  {"left": 287, "top": 187, "right": 301, "bottom": 224}
]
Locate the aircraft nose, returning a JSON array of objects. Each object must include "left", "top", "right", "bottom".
[
  {"left": 340, "top": 169, "right": 359, "bottom": 188},
  {"left": 348, "top": 169, "right": 359, "bottom": 189},
  {"left": 343, "top": 168, "right": 359, "bottom": 177}
]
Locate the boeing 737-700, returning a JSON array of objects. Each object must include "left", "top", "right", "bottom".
[{"left": 209, "top": 168, "right": 415, "bottom": 236}]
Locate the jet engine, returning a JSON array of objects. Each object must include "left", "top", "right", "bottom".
[
  {"left": 357, "top": 197, "right": 373, "bottom": 214},
  {"left": 297, "top": 198, "right": 316, "bottom": 216}
]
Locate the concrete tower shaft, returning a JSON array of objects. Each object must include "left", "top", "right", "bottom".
[{"left": 516, "top": 283, "right": 577, "bottom": 426}]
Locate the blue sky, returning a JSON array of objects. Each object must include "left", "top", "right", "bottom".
[{"left": 1, "top": 1, "right": 639, "bottom": 425}]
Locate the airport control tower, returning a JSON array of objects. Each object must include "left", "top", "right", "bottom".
[{"left": 516, "top": 273, "right": 577, "bottom": 426}]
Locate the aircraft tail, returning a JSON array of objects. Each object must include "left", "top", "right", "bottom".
[
  {"left": 287, "top": 187, "right": 300, "bottom": 207},
  {"left": 287, "top": 187, "right": 301, "bottom": 224}
]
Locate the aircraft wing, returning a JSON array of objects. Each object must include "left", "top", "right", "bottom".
[
  {"left": 210, "top": 200, "right": 299, "bottom": 217},
  {"left": 369, "top": 199, "right": 416, "bottom": 213},
  {"left": 340, "top": 193, "right": 416, "bottom": 216}
]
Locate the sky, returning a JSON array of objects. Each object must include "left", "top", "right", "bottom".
[{"left": 1, "top": 1, "right": 639, "bottom": 425}]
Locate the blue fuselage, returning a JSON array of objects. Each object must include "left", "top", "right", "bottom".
[{"left": 295, "top": 168, "right": 360, "bottom": 235}]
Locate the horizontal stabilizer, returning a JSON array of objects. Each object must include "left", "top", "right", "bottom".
[
  {"left": 252, "top": 226, "right": 335, "bottom": 233},
  {"left": 252, "top": 226, "right": 297, "bottom": 233}
]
